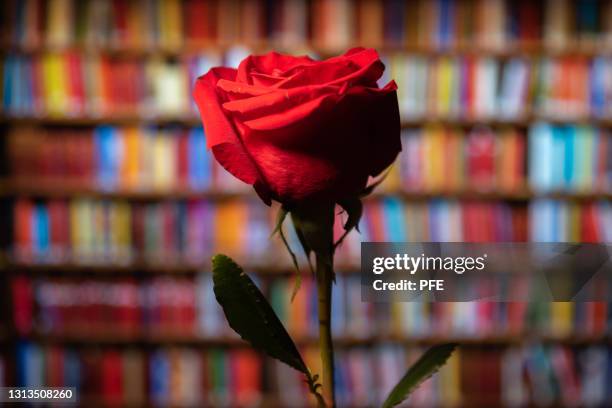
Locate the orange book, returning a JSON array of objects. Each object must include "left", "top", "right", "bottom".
[
  {"left": 215, "top": 201, "right": 248, "bottom": 259},
  {"left": 357, "top": 0, "right": 383, "bottom": 47},
  {"left": 121, "top": 127, "right": 141, "bottom": 189},
  {"left": 232, "top": 350, "right": 262, "bottom": 406},
  {"left": 288, "top": 278, "right": 309, "bottom": 338},
  {"left": 444, "top": 127, "right": 464, "bottom": 192}
]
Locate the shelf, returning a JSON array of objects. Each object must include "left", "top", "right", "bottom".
[
  {"left": 1, "top": 256, "right": 362, "bottom": 275},
  {"left": 2, "top": 114, "right": 612, "bottom": 127},
  {"left": 2, "top": 42, "right": 612, "bottom": 58},
  {"left": 0, "top": 180, "right": 610, "bottom": 201},
  {"left": 0, "top": 114, "right": 202, "bottom": 126},
  {"left": 19, "top": 330, "right": 612, "bottom": 346}
]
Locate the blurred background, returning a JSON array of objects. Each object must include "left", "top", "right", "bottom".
[{"left": 0, "top": 0, "right": 612, "bottom": 406}]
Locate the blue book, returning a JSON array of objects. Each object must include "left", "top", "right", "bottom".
[
  {"left": 2, "top": 55, "right": 14, "bottom": 111},
  {"left": 438, "top": 0, "right": 454, "bottom": 48},
  {"left": 94, "top": 126, "right": 120, "bottom": 189},
  {"left": 529, "top": 123, "right": 554, "bottom": 192},
  {"left": 551, "top": 126, "right": 566, "bottom": 191},
  {"left": 34, "top": 203, "right": 50, "bottom": 256},
  {"left": 383, "top": 0, "right": 405, "bottom": 44},
  {"left": 331, "top": 275, "right": 346, "bottom": 336},
  {"left": 563, "top": 126, "right": 575, "bottom": 189},
  {"left": 591, "top": 58, "right": 607, "bottom": 117},
  {"left": 529, "top": 200, "right": 555, "bottom": 242},
  {"left": 16, "top": 342, "right": 43, "bottom": 387},
  {"left": 428, "top": 200, "right": 447, "bottom": 242},
  {"left": 64, "top": 350, "right": 81, "bottom": 389},
  {"left": 383, "top": 198, "right": 406, "bottom": 242},
  {"left": 149, "top": 350, "right": 170, "bottom": 406},
  {"left": 23, "top": 55, "right": 33, "bottom": 115},
  {"left": 13, "top": 56, "right": 23, "bottom": 115},
  {"left": 188, "top": 128, "right": 210, "bottom": 190}
]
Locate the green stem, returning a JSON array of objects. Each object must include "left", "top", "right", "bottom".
[{"left": 316, "top": 253, "right": 335, "bottom": 407}]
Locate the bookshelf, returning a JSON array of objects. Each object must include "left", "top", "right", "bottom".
[
  {"left": 1, "top": 181, "right": 611, "bottom": 201},
  {"left": 2, "top": 0, "right": 612, "bottom": 406}
]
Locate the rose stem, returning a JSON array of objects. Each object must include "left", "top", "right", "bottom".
[{"left": 316, "top": 253, "right": 335, "bottom": 407}]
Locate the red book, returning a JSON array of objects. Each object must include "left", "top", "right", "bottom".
[
  {"left": 12, "top": 276, "right": 33, "bottom": 335},
  {"left": 30, "top": 54, "right": 44, "bottom": 113},
  {"left": 48, "top": 200, "right": 68, "bottom": 261},
  {"left": 46, "top": 346, "right": 65, "bottom": 387},
  {"left": 592, "top": 302, "right": 607, "bottom": 335},
  {"left": 580, "top": 203, "right": 599, "bottom": 243},
  {"left": 184, "top": 0, "right": 209, "bottom": 41},
  {"left": 14, "top": 199, "right": 34, "bottom": 261},
  {"left": 466, "top": 128, "right": 496, "bottom": 191},
  {"left": 101, "top": 351, "right": 124, "bottom": 406},
  {"left": 464, "top": 57, "right": 475, "bottom": 118},
  {"left": 100, "top": 56, "right": 112, "bottom": 115},
  {"left": 517, "top": 0, "right": 541, "bottom": 44},
  {"left": 596, "top": 130, "right": 607, "bottom": 190},
  {"left": 364, "top": 201, "right": 385, "bottom": 241},
  {"left": 507, "top": 302, "right": 527, "bottom": 335},
  {"left": 112, "top": 0, "right": 129, "bottom": 45},
  {"left": 162, "top": 203, "right": 178, "bottom": 259},
  {"left": 67, "top": 52, "right": 85, "bottom": 113},
  {"left": 232, "top": 350, "right": 262, "bottom": 406},
  {"left": 177, "top": 131, "right": 189, "bottom": 188}
]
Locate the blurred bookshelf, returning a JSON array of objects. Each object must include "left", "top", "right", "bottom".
[{"left": 1, "top": 0, "right": 612, "bottom": 406}]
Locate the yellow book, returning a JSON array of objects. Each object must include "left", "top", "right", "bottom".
[
  {"left": 121, "top": 127, "right": 141, "bottom": 189},
  {"left": 160, "top": 0, "right": 183, "bottom": 49},
  {"left": 71, "top": 199, "right": 93, "bottom": 261},
  {"left": 437, "top": 57, "right": 453, "bottom": 116},
  {"left": 152, "top": 131, "right": 176, "bottom": 190},
  {"left": 69, "top": 200, "right": 82, "bottom": 258},
  {"left": 42, "top": 53, "right": 68, "bottom": 115},
  {"left": 439, "top": 348, "right": 462, "bottom": 406},
  {"left": 112, "top": 201, "right": 132, "bottom": 262},
  {"left": 568, "top": 202, "right": 581, "bottom": 241},
  {"left": 550, "top": 302, "right": 573, "bottom": 337},
  {"left": 215, "top": 202, "right": 248, "bottom": 259},
  {"left": 424, "top": 125, "right": 445, "bottom": 192},
  {"left": 92, "top": 201, "right": 106, "bottom": 260}
]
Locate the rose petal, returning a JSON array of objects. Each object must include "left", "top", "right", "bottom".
[
  {"left": 236, "top": 52, "right": 315, "bottom": 84},
  {"left": 221, "top": 83, "right": 339, "bottom": 118},
  {"left": 193, "top": 68, "right": 271, "bottom": 203}
]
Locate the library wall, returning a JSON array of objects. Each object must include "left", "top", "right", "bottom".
[{"left": 1, "top": 0, "right": 612, "bottom": 407}]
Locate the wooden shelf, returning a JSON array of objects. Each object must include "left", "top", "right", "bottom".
[
  {"left": 0, "top": 114, "right": 202, "bottom": 126},
  {"left": 20, "top": 330, "right": 612, "bottom": 346},
  {"left": 2, "top": 259, "right": 309, "bottom": 275},
  {"left": 2, "top": 114, "right": 612, "bottom": 127},
  {"left": 2, "top": 42, "right": 612, "bottom": 58},
  {"left": 0, "top": 180, "right": 610, "bottom": 201}
]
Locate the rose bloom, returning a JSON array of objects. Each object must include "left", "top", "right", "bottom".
[{"left": 193, "top": 47, "right": 401, "bottom": 205}]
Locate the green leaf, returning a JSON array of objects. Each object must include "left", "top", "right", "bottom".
[
  {"left": 212, "top": 254, "right": 308, "bottom": 374},
  {"left": 335, "top": 197, "right": 363, "bottom": 249},
  {"left": 381, "top": 343, "right": 457, "bottom": 408}
]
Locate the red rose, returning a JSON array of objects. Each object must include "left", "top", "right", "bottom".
[{"left": 193, "top": 47, "right": 401, "bottom": 205}]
